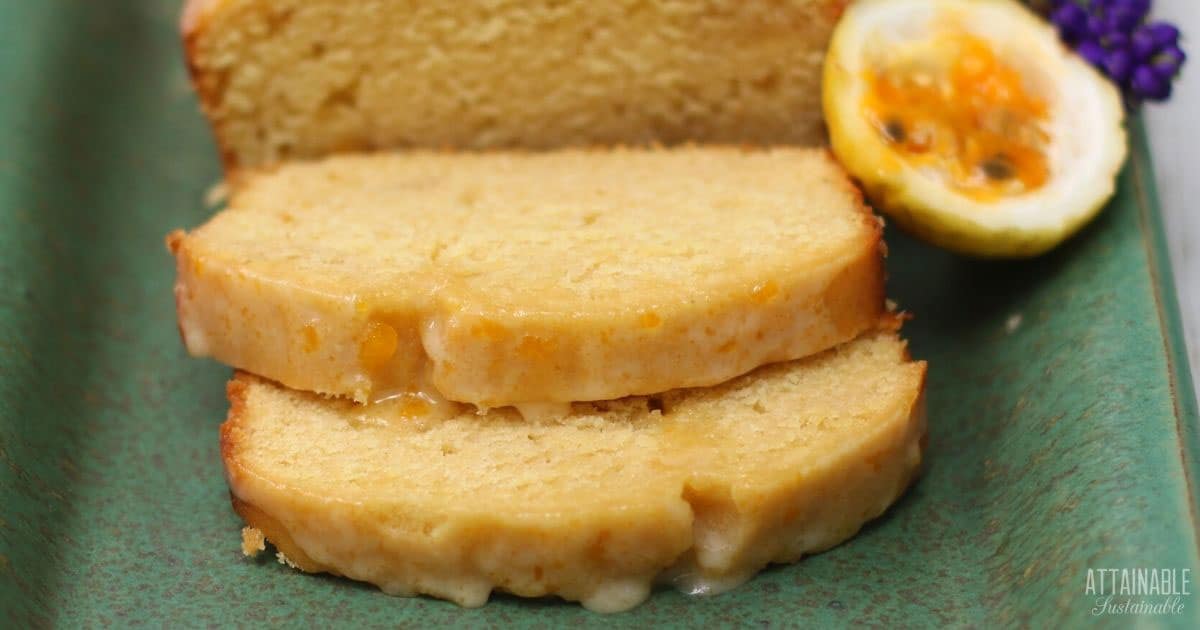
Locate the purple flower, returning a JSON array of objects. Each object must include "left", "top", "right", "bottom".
[
  {"left": 1144, "top": 22, "right": 1181, "bottom": 48},
  {"left": 1106, "top": 7, "right": 1143, "bottom": 34},
  {"left": 1131, "top": 65, "right": 1171, "bottom": 100},
  {"left": 1107, "top": 0, "right": 1151, "bottom": 23},
  {"left": 1151, "top": 44, "right": 1187, "bottom": 77},
  {"left": 1051, "top": 3, "right": 1089, "bottom": 40},
  {"left": 1104, "top": 48, "right": 1135, "bottom": 83},
  {"left": 1043, "top": 0, "right": 1186, "bottom": 106},
  {"left": 1101, "top": 31, "right": 1130, "bottom": 50},
  {"left": 1077, "top": 40, "right": 1108, "bottom": 67},
  {"left": 1158, "top": 44, "right": 1188, "bottom": 68},
  {"left": 1131, "top": 27, "right": 1159, "bottom": 60}
]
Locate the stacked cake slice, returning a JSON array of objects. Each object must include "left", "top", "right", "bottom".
[{"left": 168, "top": 146, "right": 926, "bottom": 612}]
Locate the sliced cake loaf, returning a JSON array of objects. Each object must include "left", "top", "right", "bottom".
[
  {"left": 168, "top": 146, "right": 886, "bottom": 408},
  {"left": 182, "top": 0, "right": 848, "bottom": 170},
  {"left": 223, "top": 330, "right": 926, "bottom": 613}
]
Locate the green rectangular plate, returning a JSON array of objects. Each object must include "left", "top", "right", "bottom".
[{"left": 2, "top": 2, "right": 1198, "bottom": 627}]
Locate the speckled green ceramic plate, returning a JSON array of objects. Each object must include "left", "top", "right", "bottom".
[{"left": 2, "top": 2, "right": 1198, "bottom": 628}]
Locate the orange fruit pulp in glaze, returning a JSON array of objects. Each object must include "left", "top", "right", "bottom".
[{"left": 862, "top": 32, "right": 1051, "bottom": 201}]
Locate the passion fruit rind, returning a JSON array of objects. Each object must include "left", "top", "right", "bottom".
[{"left": 851, "top": 172, "right": 1117, "bottom": 259}]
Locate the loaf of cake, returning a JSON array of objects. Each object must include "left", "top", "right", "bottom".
[
  {"left": 182, "top": 0, "right": 848, "bottom": 170},
  {"left": 169, "top": 2, "right": 933, "bottom": 613}
]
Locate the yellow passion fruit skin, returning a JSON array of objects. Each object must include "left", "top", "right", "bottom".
[{"left": 852, "top": 175, "right": 1107, "bottom": 258}]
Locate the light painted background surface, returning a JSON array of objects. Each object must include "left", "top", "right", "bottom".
[{"left": 1146, "top": 1, "right": 1199, "bottom": 395}]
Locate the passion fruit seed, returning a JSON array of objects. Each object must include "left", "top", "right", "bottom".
[
  {"left": 981, "top": 155, "right": 1015, "bottom": 181},
  {"left": 882, "top": 119, "right": 907, "bottom": 144}
]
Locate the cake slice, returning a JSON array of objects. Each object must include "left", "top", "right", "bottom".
[
  {"left": 222, "top": 330, "right": 926, "bottom": 612},
  {"left": 182, "top": 0, "right": 848, "bottom": 171},
  {"left": 168, "top": 147, "right": 886, "bottom": 408}
]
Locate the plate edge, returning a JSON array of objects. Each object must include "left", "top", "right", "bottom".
[{"left": 1129, "top": 114, "right": 1200, "bottom": 562}]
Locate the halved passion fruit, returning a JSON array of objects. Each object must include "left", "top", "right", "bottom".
[{"left": 824, "top": 0, "right": 1127, "bottom": 258}]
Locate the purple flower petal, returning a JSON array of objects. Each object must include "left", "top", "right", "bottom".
[
  {"left": 1103, "top": 31, "right": 1130, "bottom": 50},
  {"left": 1131, "top": 27, "right": 1158, "bottom": 61},
  {"left": 1106, "top": 7, "right": 1143, "bottom": 34},
  {"left": 1051, "top": 3, "right": 1090, "bottom": 40},
  {"left": 1161, "top": 44, "right": 1188, "bottom": 67},
  {"left": 1131, "top": 64, "right": 1173, "bottom": 101},
  {"left": 1144, "top": 22, "right": 1181, "bottom": 49},
  {"left": 1151, "top": 45, "right": 1188, "bottom": 78},
  {"left": 1104, "top": 48, "right": 1135, "bottom": 83},
  {"left": 1109, "top": 0, "right": 1151, "bottom": 22},
  {"left": 1077, "top": 40, "right": 1108, "bottom": 68}
]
